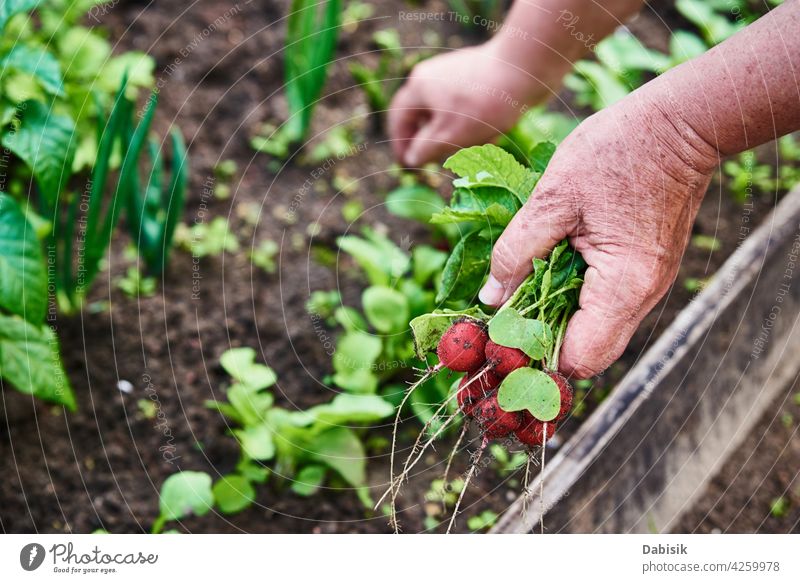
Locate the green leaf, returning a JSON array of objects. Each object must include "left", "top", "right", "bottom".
[
  {"left": 337, "top": 228, "right": 410, "bottom": 286},
  {"left": 334, "top": 306, "right": 367, "bottom": 332},
  {"left": 56, "top": 26, "right": 111, "bottom": 81},
  {"left": 596, "top": 32, "right": 671, "bottom": 73},
  {"left": 676, "top": 0, "right": 745, "bottom": 45},
  {"left": 0, "top": 194, "right": 46, "bottom": 323},
  {"left": 669, "top": 30, "right": 708, "bottom": 65},
  {"left": 309, "top": 426, "right": 366, "bottom": 486},
  {"left": 1, "top": 100, "right": 75, "bottom": 205},
  {"left": 568, "top": 61, "right": 632, "bottom": 110},
  {"left": 385, "top": 185, "right": 445, "bottom": 223},
  {"left": 0, "top": 0, "right": 39, "bottom": 32},
  {"left": 443, "top": 144, "right": 537, "bottom": 204},
  {"left": 488, "top": 308, "right": 552, "bottom": 360},
  {"left": 331, "top": 327, "right": 383, "bottom": 393},
  {"left": 1, "top": 45, "right": 64, "bottom": 96},
  {"left": 234, "top": 423, "right": 276, "bottom": 461},
  {"left": 412, "top": 245, "right": 448, "bottom": 286},
  {"left": 436, "top": 231, "right": 492, "bottom": 303},
  {"left": 497, "top": 367, "right": 560, "bottom": 421},
  {"left": 409, "top": 307, "right": 488, "bottom": 359},
  {"left": 451, "top": 185, "right": 521, "bottom": 215},
  {"left": 299, "top": 393, "right": 394, "bottom": 426},
  {"left": 431, "top": 185, "right": 519, "bottom": 227},
  {"left": 158, "top": 471, "right": 214, "bottom": 522},
  {"left": 362, "top": 285, "right": 409, "bottom": 334},
  {"left": 528, "top": 142, "right": 557, "bottom": 174},
  {"left": 212, "top": 474, "right": 256, "bottom": 514},
  {"left": 0, "top": 314, "right": 75, "bottom": 410},
  {"left": 283, "top": 0, "right": 341, "bottom": 143},
  {"left": 467, "top": 510, "right": 499, "bottom": 531},
  {"left": 332, "top": 368, "right": 378, "bottom": 394},
  {"left": 430, "top": 204, "right": 514, "bottom": 228},
  {"left": 98, "top": 52, "right": 155, "bottom": 97},
  {"left": 220, "top": 347, "right": 277, "bottom": 390},
  {"left": 226, "top": 383, "right": 274, "bottom": 426},
  {"left": 236, "top": 458, "right": 270, "bottom": 484},
  {"left": 291, "top": 464, "right": 326, "bottom": 496}
]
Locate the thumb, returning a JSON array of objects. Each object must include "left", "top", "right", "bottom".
[{"left": 478, "top": 181, "right": 576, "bottom": 306}]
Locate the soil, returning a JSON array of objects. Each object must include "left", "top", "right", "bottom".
[{"left": 1, "top": 0, "right": 797, "bottom": 534}]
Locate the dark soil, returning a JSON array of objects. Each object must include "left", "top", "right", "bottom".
[{"left": 1, "top": 0, "right": 797, "bottom": 534}]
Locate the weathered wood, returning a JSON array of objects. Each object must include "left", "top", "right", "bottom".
[{"left": 493, "top": 187, "right": 800, "bottom": 533}]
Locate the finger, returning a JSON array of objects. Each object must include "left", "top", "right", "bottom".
[
  {"left": 403, "top": 114, "right": 460, "bottom": 166},
  {"left": 387, "top": 85, "right": 427, "bottom": 164},
  {"left": 478, "top": 180, "right": 577, "bottom": 306},
  {"left": 558, "top": 262, "right": 661, "bottom": 379}
]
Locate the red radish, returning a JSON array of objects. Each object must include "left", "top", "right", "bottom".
[
  {"left": 515, "top": 413, "right": 556, "bottom": 447},
  {"left": 485, "top": 340, "right": 530, "bottom": 377},
  {"left": 475, "top": 394, "right": 522, "bottom": 439},
  {"left": 549, "top": 371, "right": 574, "bottom": 421},
  {"left": 457, "top": 370, "right": 501, "bottom": 416},
  {"left": 436, "top": 319, "right": 488, "bottom": 372}
]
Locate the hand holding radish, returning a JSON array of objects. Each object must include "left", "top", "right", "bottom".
[{"left": 479, "top": 94, "right": 719, "bottom": 379}]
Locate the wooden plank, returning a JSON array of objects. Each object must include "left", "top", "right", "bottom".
[{"left": 493, "top": 186, "right": 800, "bottom": 533}]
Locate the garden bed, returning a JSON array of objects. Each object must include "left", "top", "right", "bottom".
[{"left": 1, "top": 0, "right": 798, "bottom": 533}]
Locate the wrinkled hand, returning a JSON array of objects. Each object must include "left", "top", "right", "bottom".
[
  {"left": 479, "top": 94, "right": 719, "bottom": 378},
  {"left": 389, "top": 43, "right": 550, "bottom": 166}
]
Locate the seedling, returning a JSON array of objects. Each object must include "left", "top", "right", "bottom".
[
  {"left": 249, "top": 239, "right": 279, "bottom": 274},
  {"left": 151, "top": 346, "right": 396, "bottom": 529},
  {"left": 116, "top": 267, "right": 156, "bottom": 298},
  {"left": 252, "top": 0, "right": 341, "bottom": 156},
  {"left": 349, "top": 29, "right": 424, "bottom": 120},
  {"left": 175, "top": 217, "right": 239, "bottom": 257}
]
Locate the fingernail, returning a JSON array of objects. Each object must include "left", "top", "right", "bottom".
[
  {"left": 479, "top": 275, "right": 505, "bottom": 305},
  {"left": 405, "top": 151, "right": 419, "bottom": 167}
]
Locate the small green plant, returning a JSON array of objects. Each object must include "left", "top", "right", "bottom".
[
  {"left": 489, "top": 443, "right": 528, "bottom": 476},
  {"left": 153, "top": 346, "right": 395, "bottom": 532},
  {"left": 212, "top": 159, "right": 238, "bottom": 200},
  {"left": 769, "top": 496, "right": 789, "bottom": 519},
  {"left": 466, "top": 509, "right": 498, "bottom": 532},
  {"left": 691, "top": 234, "right": 721, "bottom": 252},
  {"left": 565, "top": 31, "right": 671, "bottom": 111},
  {"left": 306, "top": 290, "right": 342, "bottom": 325},
  {"left": 116, "top": 267, "right": 156, "bottom": 298},
  {"left": 175, "top": 217, "right": 239, "bottom": 258},
  {"left": 329, "top": 227, "right": 451, "bottom": 420},
  {"left": 675, "top": 0, "right": 750, "bottom": 46},
  {"left": 341, "top": 0, "right": 375, "bottom": 33},
  {"left": 252, "top": 0, "right": 341, "bottom": 157},
  {"left": 349, "top": 29, "right": 423, "bottom": 118},
  {"left": 249, "top": 239, "right": 279, "bottom": 274},
  {"left": 152, "top": 471, "right": 214, "bottom": 534},
  {"left": 124, "top": 106, "right": 189, "bottom": 275}
]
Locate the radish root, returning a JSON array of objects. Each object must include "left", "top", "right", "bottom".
[
  {"left": 446, "top": 436, "right": 488, "bottom": 534},
  {"left": 385, "top": 364, "right": 441, "bottom": 532},
  {"left": 441, "top": 421, "right": 469, "bottom": 514}
]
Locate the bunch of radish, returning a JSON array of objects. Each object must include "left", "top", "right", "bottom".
[
  {"left": 380, "top": 143, "right": 585, "bottom": 532},
  {"left": 442, "top": 318, "right": 572, "bottom": 446},
  {"left": 381, "top": 240, "right": 585, "bottom": 533}
]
